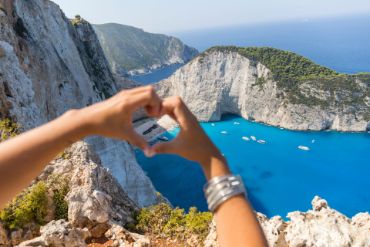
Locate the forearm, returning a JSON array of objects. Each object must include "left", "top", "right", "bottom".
[
  {"left": 0, "top": 110, "right": 88, "bottom": 207},
  {"left": 202, "top": 158, "right": 267, "bottom": 247}
]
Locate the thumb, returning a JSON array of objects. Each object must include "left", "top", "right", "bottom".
[{"left": 126, "top": 130, "right": 148, "bottom": 150}]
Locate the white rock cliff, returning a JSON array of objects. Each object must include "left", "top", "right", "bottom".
[
  {"left": 0, "top": 0, "right": 158, "bottom": 207},
  {"left": 157, "top": 50, "right": 370, "bottom": 131}
]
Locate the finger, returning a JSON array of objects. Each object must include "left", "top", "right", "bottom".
[
  {"left": 161, "top": 96, "right": 195, "bottom": 129},
  {"left": 127, "top": 86, "right": 162, "bottom": 116},
  {"left": 125, "top": 129, "right": 148, "bottom": 150},
  {"left": 150, "top": 140, "right": 179, "bottom": 155}
]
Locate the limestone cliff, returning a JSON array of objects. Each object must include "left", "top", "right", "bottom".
[
  {"left": 156, "top": 47, "right": 370, "bottom": 131},
  {"left": 205, "top": 196, "right": 370, "bottom": 247},
  {"left": 94, "top": 23, "right": 199, "bottom": 75},
  {"left": 0, "top": 0, "right": 158, "bottom": 206}
]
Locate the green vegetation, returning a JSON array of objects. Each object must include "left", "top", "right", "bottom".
[
  {"left": 48, "top": 175, "right": 69, "bottom": 220},
  {"left": 0, "top": 118, "right": 19, "bottom": 142},
  {"left": 0, "top": 182, "right": 48, "bottom": 229},
  {"left": 71, "top": 15, "right": 83, "bottom": 26},
  {"left": 0, "top": 176, "right": 70, "bottom": 230},
  {"left": 132, "top": 203, "right": 212, "bottom": 243},
  {"left": 201, "top": 46, "right": 370, "bottom": 108}
]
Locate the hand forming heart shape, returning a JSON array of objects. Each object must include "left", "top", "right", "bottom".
[{"left": 80, "top": 86, "right": 223, "bottom": 167}]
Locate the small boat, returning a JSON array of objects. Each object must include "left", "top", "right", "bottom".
[
  {"left": 250, "top": 136, "right": 256, "bottom": 141},
  {"left": 311, "top": 139, "right": 315, "bottom": 143},
  {"left": 211, "top": 123, "right": 215, "bottom": 126},
  {"left": 158, "top": 136, "right": 169, "bottom": 142},
  {"left": 221, "top": 131, "right": 228, "bottom": 134},
  {"left": 298, "top": 145, "right": 310, "bottom": 151},
  {"left": 257, "top": 140, "right": 266, "bottom": 144},
  {"left": 233, "top": 121, "right": 240, "bottom": 125},
  {"left": 242, "top": 136, "right": 250, "bottom": 141}
]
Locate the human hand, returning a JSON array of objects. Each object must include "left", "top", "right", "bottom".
[
  {"left": 79, "top": 86, "right": 162, "bottom": 150},
  {"left": 149, "top": 96, "right": 225, "bottom": 169}
]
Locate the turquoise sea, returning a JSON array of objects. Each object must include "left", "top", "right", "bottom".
[
  {"left": 136, "top": 115, "right": 370, "bottom": 217},
  {"left": 134, "top": 14, "right": 370, "bottom": 217}
]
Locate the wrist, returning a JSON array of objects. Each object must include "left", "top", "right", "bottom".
[
  {"left": 201, "top": 155, "right": 230, "bottom": 181},
  {"left": 60, "top": 109, "right": 93, "bottom": 141}
]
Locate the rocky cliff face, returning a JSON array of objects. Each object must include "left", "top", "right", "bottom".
[
  {"left": 94, "top": 23, "right": 199, "bottom": 75},
  {"left": 157, "top": 48, "right": 370, "bottom": 131},
  {"left": 205, "top": 196, "right": 370, "bottom": 247},
  {"left": 0, "top": 0, "right": 158, "bottom": 207}
]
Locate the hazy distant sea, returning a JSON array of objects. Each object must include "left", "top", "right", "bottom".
[
  {"left": 172, "top": 14, "right": 370, "bottom": 74},
  {"left": 133, "top": 15, "right": 370, "bottom": 84}
]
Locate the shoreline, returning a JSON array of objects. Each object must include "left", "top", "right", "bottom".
[{"left": 136, "top": 114, "right": 370, "bottom": 139}]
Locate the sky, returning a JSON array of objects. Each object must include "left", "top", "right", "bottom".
[{"left": 52, "top": 0, "right": 370, "bottom": 33}]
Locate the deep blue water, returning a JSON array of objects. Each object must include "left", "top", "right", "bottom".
[
  {"left": 134, "top": 14, "right": 370, "bottom": 217},
  {"left": 129, "top": 63, "right": 183, "bottom": 84},
  {"left": 136, "top": 115, "right": 370, "bottom": 217}
]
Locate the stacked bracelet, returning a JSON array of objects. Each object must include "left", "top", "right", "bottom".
[{"left": 204, "top": 175, "right": 247, "bottom": 212}]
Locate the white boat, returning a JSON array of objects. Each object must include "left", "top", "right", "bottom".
[
  {"left": 158, "top": 136, "right": 169, "bottom": 141},
  {"left": 257, "top": 140, "right": 266, "bottom": 144},
  {"left": 298, "top": 145, "right": 310, "bottom": 151},
  {"left": 242, "top": 136, "right": 250, "bottom": 141},
  {"left": 250, "top": 136, "right": 256, "bottom": 141},
  {"left": 233, "top": 121, "right": 240, "bottom": 125},
  {"left": 211, "top": 123, "right": 215, "bottom": 126},
  {"left": 221, "top": 131, "right": 228, "bottom": 134}
]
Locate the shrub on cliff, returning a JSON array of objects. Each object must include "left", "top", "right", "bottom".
[
  {"left": 48, "top": 175, "right": 69, "bottom": 220},
  {"left": 0, "top": 177, "right": 70, "bottom": 230},
  {"left": 0, "top": 118, "right": 19, "bottom": 142},
  {"left": 133, "top": 203, "right": 212, "bottom": 243},
  {"left": 71, "top": 15, "right": 84, "bottom": 26},
  {"left": 0, "top": 181, "right": 48, "bottom": 229}
]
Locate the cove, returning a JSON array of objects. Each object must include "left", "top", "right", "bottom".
[{"left": 135, "top": 115, "right": 370, "bottom": 217}]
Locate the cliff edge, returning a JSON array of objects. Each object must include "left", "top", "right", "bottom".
[
  {"left": 0, "top": 0, "right": 158, "bottom": 206},
  {"left": 157, "top": 47, "right": 370, "bottom": 131}
]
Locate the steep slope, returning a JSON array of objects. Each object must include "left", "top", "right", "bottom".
[
  {"left": 157, "top": 46, "right": 370, "bottom": 131},
  {"left": 93, "top": 23, "right": 198, "bottom": 75},
  {"left": 0, "top": 0, "right": 158, "bottom": 206}
]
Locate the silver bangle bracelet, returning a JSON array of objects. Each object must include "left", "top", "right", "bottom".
[{"left": 204, "top": 175, "right": 247, "bottom": 212}]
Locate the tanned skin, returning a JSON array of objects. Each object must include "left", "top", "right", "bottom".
[{"left": 0, "top": 86, "right": 267, "bottom": 247}]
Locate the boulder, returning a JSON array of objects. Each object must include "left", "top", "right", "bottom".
[{"left": 17, "top": 220, "right": 90, "bottom": 247}]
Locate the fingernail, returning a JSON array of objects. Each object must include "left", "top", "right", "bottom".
[{"left": 144, "top": 148, "right": 156, "bottom": 158}]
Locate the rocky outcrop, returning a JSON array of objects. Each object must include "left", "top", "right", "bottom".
[
  {"left": 17, "top": 220, "right": 90, "bottom": 247},
  {"left": 104, "top": 223, "right": 150, "bottom": 247},
  {"left": 0, "top": 0, "right": 158, "bottom": 207},
  {"left": 94, "top": 23, "right": 198, "bottom": 75},
  {"left": 204, "top": 196, "right": 370, "bottom": 247},
  {"left": 156, "top": 48, "right": 370, "bottom": 131},
  {"left": 45, "top": 142, "right": 139, "bottom": 234},
  {"left": 0, "top": 141, "right": 140, "bottom": 246}
]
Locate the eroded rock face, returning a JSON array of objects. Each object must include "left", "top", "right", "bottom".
[
  {"left": 94, "top": 23, "right": 198, "bottom": 75},
  {"left": 0, "top": 0, "right": 158, "bottom": 207},
  {"left": 104, "top": 223, "right": 150, "bottom": 247},
  {"left": 41, "top": 142, "right": 139, "bottom": 236},
  {"left": 17, "top": 220, "right": 90, "bottom": 247},
  {"left": 203, "top": 196, "right": 370, "bottom": 247},
  {"left": 156, "top": 50, "right": 370, "bottom": 131}
]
